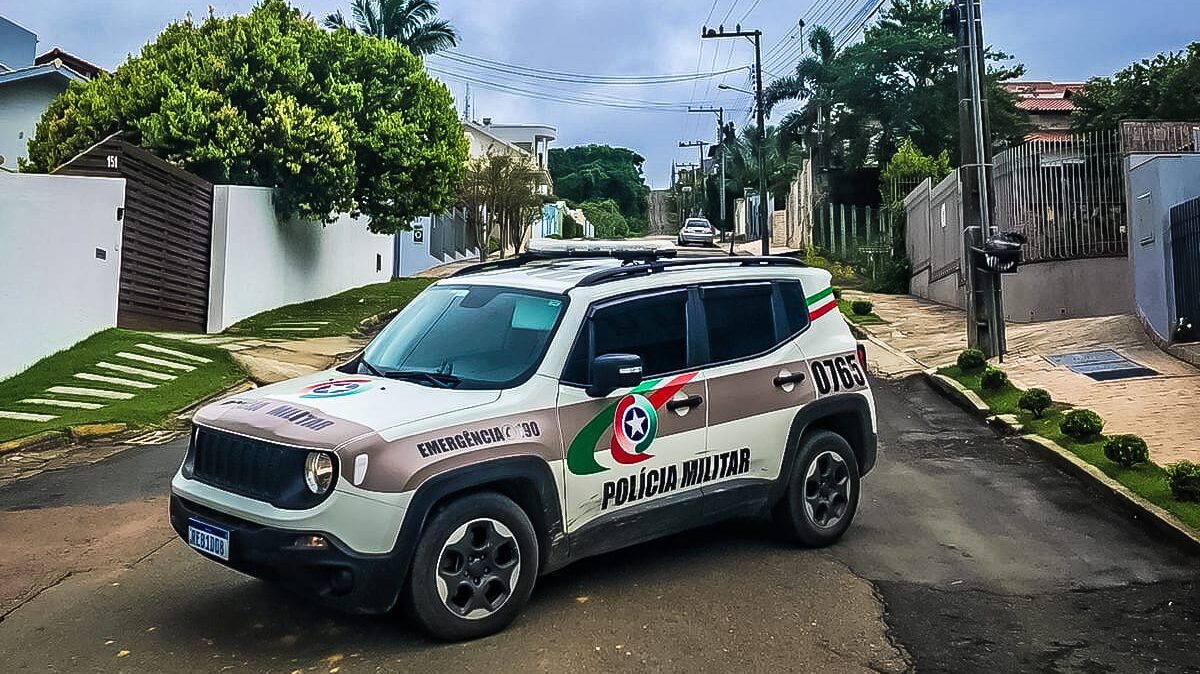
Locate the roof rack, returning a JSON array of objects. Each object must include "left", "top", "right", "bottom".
[
  {"left": 575, "top": 256, "right": 806, "bottom": 287},
  {"left": 449, "top": 246, "right": 678, "bottom": 278}
]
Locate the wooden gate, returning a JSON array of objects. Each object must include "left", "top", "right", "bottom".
[
  {"left": 1170, "top": 196, "right": 1200, "bottom": 342},
  {"left": 57, "top": 136, "right": 213, "bottom": 332}
]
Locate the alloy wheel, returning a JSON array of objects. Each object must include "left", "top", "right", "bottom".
[
  {"left": 434, "top": 518, "right": 521, "bottom": 620},
  {"left": 803, "top": 450, "right": 852, "bottom": 529}
]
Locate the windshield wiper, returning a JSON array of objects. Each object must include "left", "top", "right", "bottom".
[
  {"left": 356, "top": 354, "right": 385, "bottom": 378},
  {"left": 383, "top": 370, "right": 462, "bottom": 388}
]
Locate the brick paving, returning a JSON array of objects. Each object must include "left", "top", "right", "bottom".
[{"left": 849, "top": 291, "right": 1200, "bottom": 465}]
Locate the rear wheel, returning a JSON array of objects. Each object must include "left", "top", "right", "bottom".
[
  {"left": 403, "top": 492, "right": 538, "bottom": 641},
  {"left": 774, "top": 430, "right": 860, "bottom": 547}
]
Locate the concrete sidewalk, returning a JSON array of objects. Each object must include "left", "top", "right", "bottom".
[{"left": 848, "top": 291, "right": 1200, "bottom": 465}]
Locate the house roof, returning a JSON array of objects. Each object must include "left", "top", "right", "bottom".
[
  {"left": 462, "top": 119, "right": 531, "bottom": 157},
  {"left": 35, "top": 48, "right": 104, "bottom": 78},
  {"left": 0, "top": 61, "right": 87, "bottom": 88},
  {"left": 1016, "top": 98, "right": 1078, "bottom": 113}
]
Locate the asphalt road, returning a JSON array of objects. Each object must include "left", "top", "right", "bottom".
[{"left": 1, "top": 373, "right": 1197, "bottom": 673}]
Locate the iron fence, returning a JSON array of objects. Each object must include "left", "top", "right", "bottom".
[{"left": 993, "top": 129, "right": 1127, "bottom": 262}]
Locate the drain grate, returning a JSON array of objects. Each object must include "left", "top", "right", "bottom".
[{"left": 1045, "top": 350, "right": 1158, "bottom": 381}]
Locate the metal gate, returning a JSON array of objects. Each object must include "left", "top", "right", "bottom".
[
  {"left": 1170, "top": 196, "right": 1200, "bottom": 342},
  {"left": 57, "top": 135, "right": 213, "bottom": 332}
]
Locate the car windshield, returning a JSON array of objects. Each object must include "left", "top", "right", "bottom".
[{"left": 358, "top": 285, "right": 565, "bottom": 389}]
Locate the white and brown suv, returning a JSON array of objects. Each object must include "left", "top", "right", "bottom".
[{"left": 170, "top": 241, "right": 877, "bottom": 641}]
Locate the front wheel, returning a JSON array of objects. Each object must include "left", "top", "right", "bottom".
[
  {"left": 403, "top": 492, "right": 539, "bottom": 641},
  {"left": 773, "top": 430, "right": 860, "bottom": 547}
]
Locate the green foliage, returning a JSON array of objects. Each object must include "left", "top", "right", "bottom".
[
  {"left": 1061, "top": 409, "right": 1105, "bottom": 440},
  {"left": 1073, "top": 43, "right": 1200, "bottom": 133},
  {"left": 861, "top": 256, "right": 912, "bottom": 294},
  {"left": 764, "top": 0, "right": 1027, "bottom": 170},
  {"left": 561, "top": 210, "right": 582, "bottom": 238},
  {"left": 881, "top": 139, "right": 953, "bottom": 198},
  {"left": 580, "top": 198, "right": 629, "bottom": 239},
  {"left": 1017, "top": 388, "right": 1052, "bottom": 418},
  {"left": 227, "top": 277, "right": 432, "bottom": 337},
  {"left": 1166, "top": 461, "right": 1200, "bottom": 502},
  {"left": 458, "top": 152, "right": 544, "bottom": 257},
  {"left": 22, "top": 0, "right": 467, "bottom": 234},
  {"left": 549, "top": 145, "right": 650, "bottom": 222},
  {"left": 323, "top": 0, "right": 458, "bottom": 56},
  {"left": 956, "top": 348, "right": 986, "bottom": 372},
  {"left": 1103, "top": 435, "right": 1150, "bottom": 469},
  {"left": 980, "top": 367, "right": 1008, "bottom": 391},
  {"left": 487, "top": 237, "right": 501, "bottom": 255},
  {"left": 850, "top": 300, "right": 874, "bottom": 316}
]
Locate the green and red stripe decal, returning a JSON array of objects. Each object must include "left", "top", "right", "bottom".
[{"left": 806, "top": 286, "right": 838, "bottom": 321}]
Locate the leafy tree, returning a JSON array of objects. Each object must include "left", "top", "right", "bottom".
[
  {"left": 23, "top": 0, "right": 467, "bottom": 233},
  {"left": 580, "top": 199, "right": 629, "bottom": 239},
  {"left": 458, "top": 151, "right": 542, "bottom": 260},
  {"left": 880, "top": 138, "right": 953, "bottom": 203},
  {"left": 719, "top": 123, "right": 805, "bottom": 204},
  {"left": 765, "top": 0, "right": 1026, "bottom": 167},
  {"left": 1073, "top": 43, "right": 1200, "bottom": 132},
  {"left": 549, "top": 145, "right": 650, "bottom": 222},
  {"left": 323, "top": 0, "right": 457, "bottom": 55}
]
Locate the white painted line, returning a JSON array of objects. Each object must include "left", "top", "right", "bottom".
[
  {"left": 97, "top": 362, "right": 177, "bottom": 381},
  {"left": 46, "top": 386, "right": 136, "bottom": 400},
  {"left": 0, "top": 411, "right": 57, "bottom": 422},
  {"left": 135, "top": 343, "right": 212, "bottom": 364},
  {"left": 271, "top": 321, "right": 330, "bottom": 326},
  {"left": 115, "top": 352, "right": 196, "bottom": 372},
  {"left": 264, "top": 327, "right": 321, "bottom": 332},
  {"left": 74, "top": 373, "right": 158, "bottom": 389},
  {"left": 20, "top": 398, "right": 106, "bottom": 410}
]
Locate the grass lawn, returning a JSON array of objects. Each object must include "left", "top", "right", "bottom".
[
  {"left": 225, "top": 278, "right": 434, "bottom": 338},
  {"left": 0, "top": 329, "right": 244, "bottom": 443},
  {"left": 838, "top": 299, "right": 884, "bottom": 325},
  {"left": 939, "top": 365, "right": 1200, "bottom": 531}
]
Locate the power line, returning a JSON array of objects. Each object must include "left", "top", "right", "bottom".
[{"left": 431, "top": 52, "right": 747, "bottom": 84}]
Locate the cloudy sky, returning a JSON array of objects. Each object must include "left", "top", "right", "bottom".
[{"left": 8, "top": 0, "right": 1198, "bottom": 188}]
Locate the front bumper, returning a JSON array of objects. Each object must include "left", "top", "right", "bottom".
[{"left": 170, "top": 494, "right": 405, "bottom": 614}]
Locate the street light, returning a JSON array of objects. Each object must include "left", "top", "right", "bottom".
[
  {"left": 717, "top": 83, "right": 753, "bottom": 95},
  {"left": 704, "top": 23, "right": 770, "bottom": 255}
]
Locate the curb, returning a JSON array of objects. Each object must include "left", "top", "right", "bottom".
[
  {"left": 0, "top": 430, "right": 70, "bottom": 457},
  {"left": 354, "top": 308, "right": 400, "bottom": 338},
  {"left": 919, "top": 369, "right": 1200, "bottom": 555}
]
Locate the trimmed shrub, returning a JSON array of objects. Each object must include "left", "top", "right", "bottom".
[
  {"left": 956, "top": 348, "right": 986, "bottom": 372},
  {"left": 980, "top": 367, "right": 1008, "bottom": 391},
  {"left": 487, "top": 236, "right": 501, "bottom": 255},
  {"left": 1018, "top": 388, "right": 1052, "bottom": 418},
  {"left": 851, "top": 300, "right": 874, "bottom": 316},
  {"left": 1103, "top": 434, "right": 1149, "bottom": 468},
  {"left": 1060, "top": 409, "right": 1104, "bottom": 440},
  {"left": 1166, "top": 461, "right": 1200, "bottom": 502}
]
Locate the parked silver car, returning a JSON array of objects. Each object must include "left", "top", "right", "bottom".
[{"left": 677, "top": 218, "right": 716, "bottom": 246}]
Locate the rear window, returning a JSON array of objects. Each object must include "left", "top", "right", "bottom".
[
  {"left": 778, "top": 281, "right": 812, "bottom": 336},
  {"left": 701, "top": 283, "right": 776, "bottom": 363}
]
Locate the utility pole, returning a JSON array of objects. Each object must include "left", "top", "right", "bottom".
[
  {"left": 945, "top": 0, "right": 1004, "bottom": 359},
  {"left": 689, "top": 106, "right": 727, "bottom": 250},
  {"left": 703, "top": 23, "right": 769, "bottom": 255},
  {"left": 676, "top": 163, "right": 698, "bottom": 230},
  {"left": 679, "top": 140, "right": 709, "bottom": 219}
]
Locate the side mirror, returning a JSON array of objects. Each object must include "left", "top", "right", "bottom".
[{"left": 586, "top": 354, "right": 643, "bottom": 398}]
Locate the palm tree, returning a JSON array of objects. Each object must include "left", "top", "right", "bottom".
[
  {"left": 762, "top": 26, "right": 841, "bottom": 168},
  {"left": 324, "top": 0, "right": 458, "bottom": 56},
  {"left": 720, "top": 123, "right": 805, "bottom": 204}
]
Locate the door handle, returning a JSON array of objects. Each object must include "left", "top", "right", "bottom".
[
  {"left": 666, "top": 394, "right": 704, "bottom": 412},
  {"left": 773, "top": 372, "right": 806, "bottom": 388}
]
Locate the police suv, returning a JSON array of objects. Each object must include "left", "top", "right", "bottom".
[{"left": 170, "top": 241, "right": 877, "bottom": 641}]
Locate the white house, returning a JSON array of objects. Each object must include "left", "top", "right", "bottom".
[
  {"left": 0, "top": 16, "right": 100, "bottom": 171},
  {"left": 477, "top": 119, "right": 557, "bottom": 193}
]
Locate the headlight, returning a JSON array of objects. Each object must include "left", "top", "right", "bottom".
[{"left": 304, "top": 452, "right": 335, "bottom": 495}]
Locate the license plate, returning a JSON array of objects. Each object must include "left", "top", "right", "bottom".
[{"left": 188, "top": 518, "right": 230, "bottom": 561}]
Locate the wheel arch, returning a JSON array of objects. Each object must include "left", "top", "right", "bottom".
[
  {"left": 770, "top": 394, "right": 877, "bottom": 504},
  {"left": 390, "top": 455, "right": 565, "bottom": 597}
]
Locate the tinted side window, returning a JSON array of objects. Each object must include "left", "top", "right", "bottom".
[
  {"left": 701, "top": 284, "right": 776, "bottom": 363},
  {"left": 565, "top": 291, "right": 689, "bottom": 383},
  {"left": 778, "top": 281, "right": 812, "bottom": 336}
]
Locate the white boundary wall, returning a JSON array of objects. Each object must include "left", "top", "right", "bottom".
[
  {"left": 0, "top": 172, "right": 125, "bottom": 379},
  {"left": 207, "top": 186, "right": 396, "bottom": 332}
]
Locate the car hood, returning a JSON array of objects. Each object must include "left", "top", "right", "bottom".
[{"left": 192, "top": 371, "right": 502, "bottom": 450}]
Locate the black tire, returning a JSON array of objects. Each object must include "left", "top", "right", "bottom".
[
  {"left": 403, "top": 492, "right": 539, "bottom": 641},
  {"left": 774, "top": 430, "right": 860, "bottom": 547}
]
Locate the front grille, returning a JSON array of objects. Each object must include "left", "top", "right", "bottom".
[{"left": 188, "top": 427, "right": 322, "bottom": 507}]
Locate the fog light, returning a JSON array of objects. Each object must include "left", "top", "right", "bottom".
[{"left": 295, "top": 535, "right": 327, "bottom": 549}]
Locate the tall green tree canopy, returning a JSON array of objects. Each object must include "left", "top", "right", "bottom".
[
  {"left": 323, "top": 0, "right": 458, "bottom": 56},
  {"left": 1073, "top": 43, "right": 1200, "bottom": 132},
  {"left": 548, "top": 145, "right": 650, "bottom": 222},
  {"left": 765, "top": 0, "right": 1026, "bottom": 168},
  {"left": 23, "top": 0, "right": 467, "bottom": 233}
]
